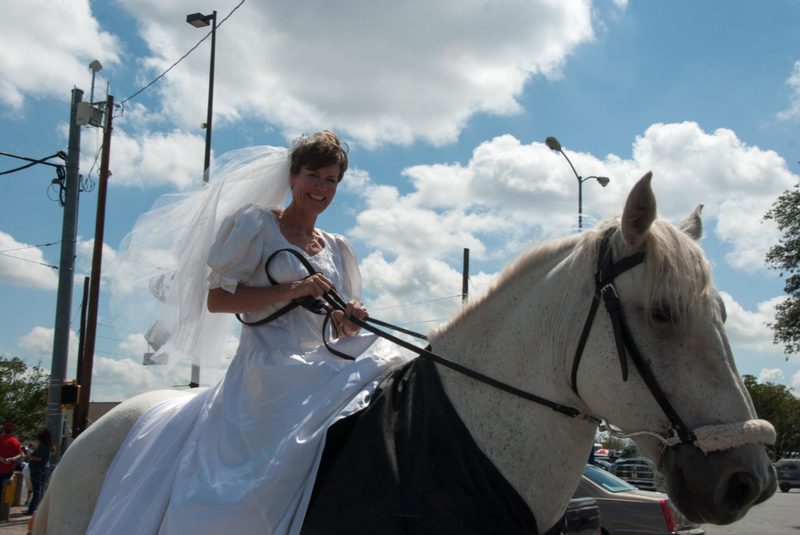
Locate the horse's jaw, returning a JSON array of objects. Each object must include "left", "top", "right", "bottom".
[{"left": 662, "top": 443, "right": 777, "bottom": 525}]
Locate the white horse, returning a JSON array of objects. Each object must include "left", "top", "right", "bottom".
[{"left": 34, "top": 173, "right": 776, "bottom": 534}]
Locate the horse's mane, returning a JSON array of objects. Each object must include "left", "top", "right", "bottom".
[{"left": 439, "top": 212, "right": 715, "bottom": 334}]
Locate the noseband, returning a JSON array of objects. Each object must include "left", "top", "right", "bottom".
[{"left": 572, "top": 230, "right": 775, "bottom": 457}]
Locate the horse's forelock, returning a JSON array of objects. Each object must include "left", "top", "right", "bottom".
[{"left": 583, "top": 214, "right": 716, "bottom": 326}]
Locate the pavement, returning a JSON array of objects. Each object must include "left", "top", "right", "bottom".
[{"left": 0, "top": 505, "right": 34, "bottom": 535}]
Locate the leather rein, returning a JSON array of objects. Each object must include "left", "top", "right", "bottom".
[{"left": 237, "top": 239, "right": 698, "bottom": 449}]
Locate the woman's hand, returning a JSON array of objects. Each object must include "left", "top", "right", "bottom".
[
  {"left": 290, "top": 273, "right": 335, "bottom": 300},
  {"left": 332, "top": 299, "right": 369, "bottom": 337}
]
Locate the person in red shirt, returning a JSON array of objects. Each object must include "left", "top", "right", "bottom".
[{"left": 0, "top": 422, "right": 23, "bottom": 486}]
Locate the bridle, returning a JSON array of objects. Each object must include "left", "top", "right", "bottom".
[
  {"left": 570, "top": 229, "right": 774, "bottom": 459},
  {"left": 239, "top": 237, "right": 774, "bottom": 458},
  {"left": 571, "top": 230, "right": 696, "bottom": 449}
]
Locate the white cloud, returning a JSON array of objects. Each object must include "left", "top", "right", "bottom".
[
  {"left": 17, "top": 326, "right": 79, "bottom": 371},
  {"left": 758, "top": 368, "right": 784, "bottom": 384},
  {"left": 114, "top": 0, "right": 595, "bottom": 146},
  {"left": 0, "top": 0, "right": 120, "bottom": 111},
  {"left": 89, "top": 355, "right": 230, "bottom": 402},
  {"left": 719, "top": 292, "right": 784, "bottom": 356},
  {"left": 792, "top": 370, "right": 800, "bottom": 394},
  {"left": 359, "top": 251, "right": 498, "bottom": 333},
  {"left": 79, "top": 125, "right": 206, "bottom": 190},
  {"left": 75, "top": 238, "right": 119, "bottom": 287},
  {"left": 777, "top": 60, "right": 800, "bottom": 122},
  {"left": 348, "top": 123, "right": 796, "bottom": 275},
  {"left": 629, "top": 122, "right": 795, "bottom": 272},
  {"left": 0, "top": 231, "right": 59, "bottom": 289}
]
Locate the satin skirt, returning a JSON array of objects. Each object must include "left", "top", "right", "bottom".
[{"left": 86, "top": 335, "right": 408, "bottom": 535}]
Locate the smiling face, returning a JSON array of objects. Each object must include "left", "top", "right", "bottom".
[{"left": 289, "top": 163, "right": 340, "bottom": 216}]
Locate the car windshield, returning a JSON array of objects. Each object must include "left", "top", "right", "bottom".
[{"left": 583, "top": 465, "right": 638, "bottom": 493}]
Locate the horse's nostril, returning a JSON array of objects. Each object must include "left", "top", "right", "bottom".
[{"left": 721, "top": 471, "right": 758, "bottom": 515}]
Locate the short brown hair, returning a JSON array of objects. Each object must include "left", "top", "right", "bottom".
[{"left": 290, "top": 130, "right": 349, "bottom": 182}]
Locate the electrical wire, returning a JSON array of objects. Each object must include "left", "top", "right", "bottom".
[
  {"left": 395, "top": 318, "right": 448, "bottom": 326},
  {"left": 95, "top": 334, "right": 149, "bottom": 345},
  {"left": 0, "top": 152, "right": 64, "bottom": 175},
  {"left": 118, "top": 0, "right": 246, "bottom": 106},
  {"left": 0, "top": 252, "right": 58, "bottom": 269},
  {"left": 97, "top": 322, "right": 140, "bottom": 334},
  {"left": 370, "top": 294, "right": 462, "bottom": 312},
  {"left": 94, "top": 350, "right": 140, "bottom": 359},
  {"left": 0, "top": 241, "right": 60, "bottom": 254},
  {"left": 83, "top": 139, "right": 102, "bottom": 193}
]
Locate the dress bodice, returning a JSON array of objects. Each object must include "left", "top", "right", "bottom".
[{"left": 207, "top": 205, "right": 358, "bottom": 357}]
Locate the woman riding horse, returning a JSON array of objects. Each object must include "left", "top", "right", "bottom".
[
  {"left": 38, "top": 157, "right": 777, "bottom": 535},
  {"left": 85, "top": 131, "right": 410, "bottom": 534}
]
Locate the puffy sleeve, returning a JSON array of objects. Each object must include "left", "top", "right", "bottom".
[
  {"left": 333, "top": 234, "right": 362, "bottom": 302},
  {"left": 207, "top": 204, "right": 268, "bottom": 293}
]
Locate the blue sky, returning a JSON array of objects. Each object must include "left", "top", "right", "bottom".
[{"left": 2, "top": 0, "right": 800, "bottom": 400}]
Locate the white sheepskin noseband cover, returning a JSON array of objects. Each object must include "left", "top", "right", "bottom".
[{"left": 693, "top": 419, "right": 776, "bottom": 454}]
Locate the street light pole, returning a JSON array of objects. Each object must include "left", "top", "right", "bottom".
[
  {"left": 545, "top": 136, "right": 610, "bottom": 231},
  {"left": 186, "top": 10, "right": 217, "bottom": 388},
  {"left": 187, "top": 11, "right": 217, "bottom": 185}
]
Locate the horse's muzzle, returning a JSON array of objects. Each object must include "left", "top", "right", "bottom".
[{"left": 661, "top": 442, "right": 776, "bottom": 525}]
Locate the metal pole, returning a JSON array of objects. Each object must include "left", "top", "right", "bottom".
[
  {"left": 202, "top": 11, "right": 217, "bottom": 185},
  {"left": 462, "top": 248, "right": 470, "bottom": 305},
  {"left": 47, "top": 88, "right": 83, "bottom": 462},
  {"left": 75, "top": 95, "right": 114, "bottom": 436},
  {"left": 72, "top": 276, "right": 89, "bottom": 434},
  {"left": 557, "top": 149, "right": 583, "bottom": 232}
]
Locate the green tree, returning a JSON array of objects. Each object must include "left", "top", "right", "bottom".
[
  {"left": 743, "top": 375, "right": 800, "bottom": 460},
  {"left": 0, "top": 354, "right": 49, "bottom": 442},
  {"left": 595, "top": 431, "right": 629, "bottom": 453},
  {"left": 764, "top": 185, "right": 800, "bottom": 356}
]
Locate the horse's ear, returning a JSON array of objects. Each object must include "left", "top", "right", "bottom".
[
  {"left": 621, "top": 172, "right": 657, "bottom": 248},
  {"left": 677, "top": 204, "right": 704, "bottom": 241}
]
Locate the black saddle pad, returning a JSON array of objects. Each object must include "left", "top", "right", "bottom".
[{"left": 301, "top": 357, "right": 562, "bottom": 535}]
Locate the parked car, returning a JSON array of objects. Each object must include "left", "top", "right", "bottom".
[
  {"left": 775, "top": 458, "right": 800, "bottom": 492},
  {"left": 593, "top": 459, "right": 613, "bottom": 472},
  {"left": 610, "top": 458, "right": 666, "bottom": 493},
  {"left": 562, "top": 496, "right": 601, "bottom": 535},
  {"left": 575, "top": 464, "right": 704, "bottom": 535}
]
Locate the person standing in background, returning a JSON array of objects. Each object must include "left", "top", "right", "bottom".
[
  {"left": 25, "top": 428, "right": 52, "bottom": 515},
  {"left": 0, "top": 422, "right": 22, "bottom": 487}
]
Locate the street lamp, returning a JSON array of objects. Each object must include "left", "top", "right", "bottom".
[
  {"left": 546, "top": 136, "right": 610, "bottom": 231},
  {"left": 187, "top": 11, "right": 217, "bottom": 185}
]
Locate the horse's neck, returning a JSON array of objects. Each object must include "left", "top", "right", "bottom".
[{"left": 430, "top": 248, "right": 596, "bottom": 531}]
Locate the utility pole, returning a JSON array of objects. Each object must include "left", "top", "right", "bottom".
[
  {"left": 72, "top": 276, "right": 89, "bottom": 435},
  {"left": 462, "top": 248, "right": 470, "bottom": 305},
  {"left": 46, "top": 88, "right": 83, "bottom": 462},
  {"left": 75, "top": 95, "right": 114, "bottom": 437}
]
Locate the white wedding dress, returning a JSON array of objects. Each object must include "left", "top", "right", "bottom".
[{"left": 86, "top": 205, "right": 409, "bottom": 535}]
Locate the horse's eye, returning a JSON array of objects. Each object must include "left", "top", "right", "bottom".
[{"left": 652, "top": 305, "right": 671, "bottom": 323}]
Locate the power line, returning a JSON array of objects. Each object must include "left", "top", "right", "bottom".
[
  {"left": 0, "top": 252, "right": 58, "bottom": 269},
  {"left": 0, "top": 241, "right": 60, "bottom": 254},
  {"left": 370, "top": 294, "right": 462, "bottom": 312},
  {"left": 94, "top": 350, "right": 138, "bottom": 359},
  {"left": 119, "top": 0, "right": 246, "bottom": 106},
  {"left": 97, "top": 322, "right": 140, "bottom": 335},
  {"left": 95, "top": 334, "right": 149, "bottom": 345},
  {"left": 0, "top": 151, "right": 67, "bottom": 175},
  {"left": 395, "top": 318, "right": 448, "bottom": 326}
]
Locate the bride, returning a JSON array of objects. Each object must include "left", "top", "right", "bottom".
[{"left": 88, "top": 131, "right": 409, "bottom": 535}]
